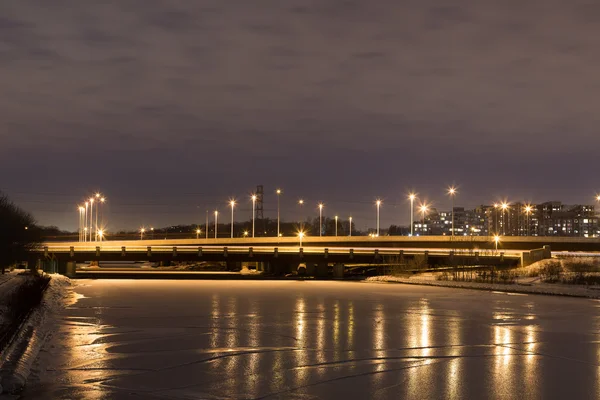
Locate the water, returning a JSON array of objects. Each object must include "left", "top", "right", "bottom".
[{"left": 23, "top": 280, "right": 600, "bottom": 399}]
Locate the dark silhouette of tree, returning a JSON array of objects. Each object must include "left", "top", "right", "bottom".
[{"left": 0, "top": 192, "right": 42, "bottom": 273}]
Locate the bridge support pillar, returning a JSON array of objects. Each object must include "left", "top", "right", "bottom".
[
  {"left": 65, "top": 261, "right": 77, "bottom": 277},
  {"left": 267, "top": 261, "right": 291, "bottom": 276},
  {"left": 316, "top": 262, "right": 328, "bottom": 278},
  {"left": 333, "top": 263, "right": 344, "bottom": 278},
  {"left": 226, "top": 261, "right": 241, "bottom": 271},
  {"left": 543, "top": 245, "right": 551, "bottom": 259},
  {"left": 297, "top": 263, "right": 307, "bottom": 276}
]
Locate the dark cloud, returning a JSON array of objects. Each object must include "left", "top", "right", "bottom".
[{"left": 1, "top": 1, "right": 600, "bottom": 229}]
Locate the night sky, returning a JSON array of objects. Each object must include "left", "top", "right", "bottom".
[{"left": 2, "top": 1, "right": 600, "bottom": 231}]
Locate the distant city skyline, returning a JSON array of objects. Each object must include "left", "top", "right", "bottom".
[{"left": 8, "top": 187, "right": 600, "bottom": 232}]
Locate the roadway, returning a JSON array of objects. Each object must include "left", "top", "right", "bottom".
[{"left": 43, "top": 234, "right": 600, "bottom": 251}]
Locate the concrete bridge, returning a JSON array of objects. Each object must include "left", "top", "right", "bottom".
[{"left": 33, "top": 237, "right": 555, "bottom": 277}]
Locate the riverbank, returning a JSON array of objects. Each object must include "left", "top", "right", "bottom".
[
  {"left": 366, "top": 273, "right": 600, "bottom": 299},
  {"left": 0, "top": 271, "right": 68, "bottom": 395}
]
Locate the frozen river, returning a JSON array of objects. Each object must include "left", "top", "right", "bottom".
[{"left": 23, "top": 280, "right": 600, "bottom": 399}]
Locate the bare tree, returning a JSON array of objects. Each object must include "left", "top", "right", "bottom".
[{"left": 0, "top": 191, "right": 42, "bottom": 273}]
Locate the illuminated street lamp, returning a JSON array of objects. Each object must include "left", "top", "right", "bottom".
[
  {"left": 349, "top": 216, "right": 352, "bottom": 236},
  {"left": 94, "top": 193, "right": 101, "bottom": 241},
  {"left": 524, "top": 205, "right": 533, "bottom": 236},
  {"left": 89, "top": 198, "right": 94, "bottom": 242},
  {"left": 493, "top": 235, "right": 501, "bottom": 251},
  {"left": 318, "top": 203, "right": 324, "bottom": 237},
  {"left": 501, "top": 203, "right": 509, "bottom": 235},
  {"left": 420, "top": 204, "right": 429, "bottom": 236},
  {"left": 298, "top": 231, "right": 305, "bottom": 247},
  {"left": 335, "top": 215, "right": 338, "bottom": 237},
  {"left": 140, "top": 227, "right": 145, "bottom": 240},
  {"left": 229, "top": 200, "right": 236, "bottom": 238},
  {"left": 276, "top": 189, "right": 282, "bottom": 238},
  {"left": 196, "top": 228, "right": 201, "bottom": 239},
  {"left": 447, "top": 187, "right": 457, "bottom": 237},
  {"left": 78, "top": 206, "right": 84, "bottom": 242},
  {"left": 214, "top": 210, "right": 219, "bottom": 238},
  {"left": 84, "top": 201, "right": 89, "bottom": 242},
  {"left": 493, "top": 203, "right": 499, "bottom": 234},
  {"left": 251, "top": 194, "right": 257, "bottom": 238},
  {"left": 98, "top": 229, "right": 104, "bottom": 242},
  {"left": 409, "top": 193, "right": 416, "bottom": 236},
  {"left": 298, "top": 199, "right": 305, "bottom": 230},
  {"left": 243, "top": 230, "right": 249, "bottom": 238},
  {"left": 375, "top": 200, "right": 382, "bottom": 237}
]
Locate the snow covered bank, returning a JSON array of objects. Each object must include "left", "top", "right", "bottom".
[
  {"left": 366, "top": 274, "right": 600, "bottom": 299},
  {"left": 0, "top": 274, "right": 72, "bottom": 395}
]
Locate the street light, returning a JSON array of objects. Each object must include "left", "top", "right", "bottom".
[
  {"left": 251, "top": 194, "right": 257, "bottom": 238},
  {"left": 214, "top": 210, "right": 219, "bottom": 238},
  {"left": 298, "top": 199, "right": 305, "bottom": 231},
  {"left": 524, "top": 205, "right": 533, "bottom": 236},
  {"left": 493, "top": 235, "right": 501, "bottom": 251},
  {"left": 98, "top": 196, "right": 106, "bottom": 240},
  {"left": 89, "top": 198, "right": 94, "bottom": 242},
  {"left": 229, "top": 200, "right": 236, "bottom": 238},
  {"left": 335, "top": 215, "right": 338, "bottom": 237},
  {"left": 375, "top": 199, "right": 382, "bottom": 237},
  {"left": 409, "top": 193, "right": 416, "bottom": 236},
  {"left": 196, "top": 228, "right": 201, "bottom": 239},
  {"left": 298, "top": 231, "right": 305, "bottom": 247},
  {"left": 349, "top": 216, "right": 352, "bottom": 236},
  {"left": 318, "top": 203, "right": 324, "bottom": 237},
  {"left": 447, "top": 187, "right": 457, "bottom": 237},
  {"left": 78, "top": 206, "right": 84, "bottom": 242},
  {"left": 493, "top": 203, "right": 499, "bottom": 234},
  {"left": 84, "top": 201, "right": 89, "bottom": 242},
  {"left": 501, "top": 202, "right": 509, "bottom": 235},
  {"left": 98, "top": 229, "right": 104, "bottom": 242},
  {"left": 276, "top": 189, "right": 282, "bottom": 238},
  {"left": 140, "top": 228, "right": 145, "bottom": 240},
  {"left": 243, "top": 230, "right": 249, "bottom": 238},
  {"left": 420, "top": 204, "right": 429, "bottom": 236}
]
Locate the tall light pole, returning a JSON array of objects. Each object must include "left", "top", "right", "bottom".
[
  {"left": 99, "top": 196, "right": 106, "bottom": 238},
  {"left": 420, "top": 204, "right": 428, "bottom": 236},
  {"left": 298, "top": 199, "right": 304, "bottom": 230},
  {"left": 501, "top": 203, "right": 509, "bottom": 236},
  {"left": 448, "top": 187, "right": 457, "bottom": 237},
  {"left": 205, "top": 210, "right": 209, "bottom": 239},
  {"left": 84, "top": 201, "right": 89, "bottom": 242},
  {"left": 214, "top": 210, "right": 218, "bottom": 238},
  {"left": 494, "top": 235, "right": 500, "bottom": 251},
  {"left": 95, "top": 193, "right": 101, "bottom": 241},
  {"left": 230, "top": 200, "right": 236, "bottom": 238},
  {"left": 318, "top": 203, "right": 324, "bottom": 237},
  {"left": 276, "top": 189, "right": 282, "bottom": 238},
  {"left": 78, "top": 206, "right": 84, "bottom": 242},
  {"left": 375, "top": 200, "right": 382, "bottom": 237},
  {"left": 298, "top": 231, "right": 304, "bottom": 247},
  {"left": 349, "top": 216, "right": 352, "bottom": 236},
  {"left": 89, "top": 198, "right": 94, "bottom": 242},
  {"left": 409, "top": 193, "right": 416, "bottom": 236},
  {"left": 140, "top": 228, "right": 145, "bottom": 240},
  {"left": 524, "top": 205, "right": 532, "bottom": 236},
  {"left": 335, "top": 216, "right": 338, "bottom": 236},
  {"left": 251, "top": 194, "right": 257, "bottom": 238},
  {"left": 98, "top": 229, "right": 104, "bottom": 242},
  {"left": 493, "top": 203, "right": 499, "bottom": 234}
]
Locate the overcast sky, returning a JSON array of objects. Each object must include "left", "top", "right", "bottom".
[{"left": 2, "top": 1, "right": 600, "bottom": 231}]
